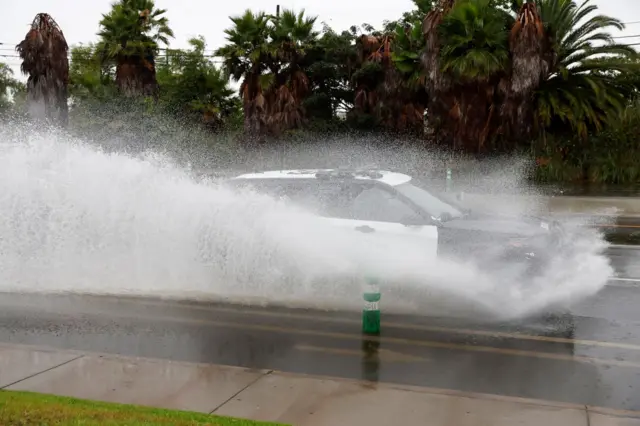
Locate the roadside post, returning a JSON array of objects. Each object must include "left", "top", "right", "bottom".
[
  {"left": 362, "top": 275, "right": 381, "bottom": 334},
  {"left": 446, "top": 167, "right": 452, "bottom": 192}
]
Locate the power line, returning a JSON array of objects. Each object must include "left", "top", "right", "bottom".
[
  {"left": 0, "top": 43, "right": 221, "bottom": 54},
  {"left": 3, "top": 39, "right": 640, "bottom": 56},
  {"left": 0, "top": 16, "right": 639, "bottom": 47},
  {"left": 2, "top": 26, "right": 640, "bottom": 59},
  {"left": 0, "top": 53, "right": 222, "bottom": 61},
  {"left": 1, "top": 31, "right": 639, "bottom": 51}
]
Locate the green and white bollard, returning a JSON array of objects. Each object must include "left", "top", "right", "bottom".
[{"left": 362, "top": 276, "right": 381, "bottom": 335}]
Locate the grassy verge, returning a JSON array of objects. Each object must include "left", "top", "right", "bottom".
[{"left": 0, "top": 390, "right": 286, "bottom": 425}]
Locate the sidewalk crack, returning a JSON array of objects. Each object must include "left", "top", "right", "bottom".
[
  {"left": 585, "top": 405, "right": 591, "bottom": 426},
  {"left": 209, "top": 369, "right": 273, "bottom": 414},
  {"left": 0, "top": 354, "right": 85, "bottom": 390}
]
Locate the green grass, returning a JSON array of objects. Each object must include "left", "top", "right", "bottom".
[{"left": 0, "top": 390, "right": 287, "bottom": 426}]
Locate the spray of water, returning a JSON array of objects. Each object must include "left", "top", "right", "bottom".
[{"left": 0, "top": 125, "right": 613, "bottom": 321}]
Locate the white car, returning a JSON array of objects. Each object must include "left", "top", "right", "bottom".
[
  {"left": 225, "top": 168, "right": 562, "bottom": 269},
  {"left": 224, "top": 168, "right": 574, "bottom": 336}
]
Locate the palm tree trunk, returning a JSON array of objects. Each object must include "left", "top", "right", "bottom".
[
  {"left": 430, "top": 85, "right": 496, "bottom": 153},
  {"left": 422, "top": 0, "right": 457, "bottom": 148},
  {"left": 499, "top": 1, "right": 548, "bottom": 148},
  {"left": 115, "top": 54, "right": 159, "bottom": 98},
  {"left": 240, "top": 74, "right": 267, "bottom": 143}
]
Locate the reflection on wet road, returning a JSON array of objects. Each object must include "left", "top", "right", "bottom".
[
  {"left": 0, "top": 247, "right": 640, "bottom": 412},
  {"left": 599, "top": 216, "right": 640, "bottom": 246},
  {"left": 606, "top": 245, "right": 640, "bottom": 281}
]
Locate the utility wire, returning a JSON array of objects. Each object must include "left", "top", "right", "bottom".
[
  {"left": 2, "top": 23, "right": 640, "bottom": 57},
  {"left": 0, "top": 53, "right": 223, "bottom": 60},
  {"left": 1, "top": 31, "right": 640, "bottom": 51},
  {"left": 1, "top": 18, "right": 640, "bottom": 46},
  {"left": 1, "top": 17, "right": 639, "bottom": 46}
]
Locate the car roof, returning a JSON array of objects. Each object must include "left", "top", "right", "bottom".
[{"left": 230, "top": 169, "right": 412, "bottom": 187}]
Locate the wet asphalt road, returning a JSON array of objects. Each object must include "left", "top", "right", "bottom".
[
  {"left": 607, "top": 245, "right": 640, "bottom": 279},
  {"left": 2, "top": 247, "right": 640, "bottom": 412}
]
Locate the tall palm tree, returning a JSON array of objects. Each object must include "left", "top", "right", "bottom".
[
  {"left": 388, "top": 18, "right": 430, "bottom": 134},
  {"left": 422, "top": 0, "right": 637, "bottom": 153},
  {"left": 16, "top": 13, "right": 69, "bottom": 127},
  {"left": 216, "top": 10, "right": 274, "bottom": 139},
  {"left": 424, "top": 0, "right": 509, "bottom": 151},
  {"left": 268, "top": 8, "right": 319, "bottom": 134},
  {"left": 348, "top": 20, "right": 429, "bottom": 135},
  {"left": 97, "top": 0, "right": 173, "bottom": 98},
  {"left": 217, "top": 8, "right": 319, "bottom": 138},
  {"left": 497, "top": 0, "right": 547, "bottom": 145},
  {"left": 345, "top": 1, "right": 431, "bottom": 135}
]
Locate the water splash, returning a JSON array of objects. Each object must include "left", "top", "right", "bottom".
[{"left": 0, "top": 126, "right": 613, "bottom": 321}]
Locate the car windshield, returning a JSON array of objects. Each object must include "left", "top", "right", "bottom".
[{"left": 394, "top": 182, "right": 463, "bottom": 220}]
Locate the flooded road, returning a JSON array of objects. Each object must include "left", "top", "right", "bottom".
[
  {"left": 1, "top": 246, "right": 640, "bottom": 412},
  {"left": 605, "top": 245, "right": 640, "bottom": 279}
]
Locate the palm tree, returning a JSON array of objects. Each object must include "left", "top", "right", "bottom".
[
  {"left": 388, "top": 18, "right": 430, "bottom": 134},
  {"left": 348, "top": 19, "right": 429, "bottom": 135},
  {"left": 215, "top": 10, "right": 274, "bottom": 139},
  {"left": 497, "top": 0, "right": 547, "bottom": 146},
  {"left": 531, "top": 0, "right": 638, "bottom": 138},
  {"left": 97, "top": 0, "right": 173, "bottom": 98},
  {"left": 216, "top": 8, "right": 319, "bottom": 139},
  {"left": 421, "top": 0, "right": 637, "bottom": 153},
  {"left": 16, "top": 13, "right": 69, "bottom": 127},
  {"left": 422, "top": 0, "right": 511, "bottom": 151},
  {"left": 345, "top": 1, "right": 432, "bottom": 135},
  {"left": 268, "top": 8, "right": 319, "bottom": 134}
]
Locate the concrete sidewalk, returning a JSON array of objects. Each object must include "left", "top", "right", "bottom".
[{"left": 1, "top": 343, "right": 638, "bottom": 425}]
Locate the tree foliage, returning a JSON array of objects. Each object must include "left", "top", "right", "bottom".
[
  {"left": 215, "top": 8, "right": 322, "bottom": 140},
  {"left": 0, "top": 63, "right": 23, "bottom": 113},
  {"left": 156, "top": 36, "right": 240, "bottom": 130},
  {"left": 10, "top": 0, "right": 640, "bottom": 183},
  {"left": 97, "top": 0, "right": 174, "bottom": 97}
]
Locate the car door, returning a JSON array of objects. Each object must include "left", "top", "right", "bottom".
[
  {"left": 228, "top": 178, "right": 438, "bottom": 258},
  {"left": 319, "top": 181, "right": 439, "bottom": 258}
]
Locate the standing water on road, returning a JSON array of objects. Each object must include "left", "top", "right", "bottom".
[{"left": 0, "top": 126, "right": 614, "bottom": 320}]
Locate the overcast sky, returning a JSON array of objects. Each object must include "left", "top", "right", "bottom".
[{"left": 2, "top": 0, "right": 640, "bottom": 81}]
